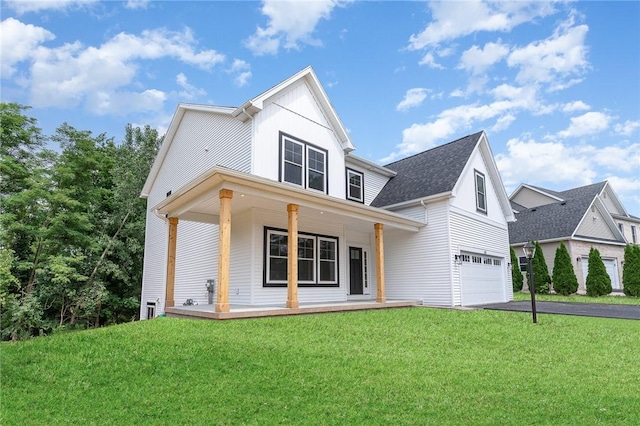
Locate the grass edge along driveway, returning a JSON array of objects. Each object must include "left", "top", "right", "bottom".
[{"left": 2, "top": 307, "right": 639, "bottom": 425}]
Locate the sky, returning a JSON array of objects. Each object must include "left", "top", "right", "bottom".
[{"left": 1, "top": 0, "right": 639, "bottom": 215}]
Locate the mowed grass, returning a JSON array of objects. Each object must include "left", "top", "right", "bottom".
[
  {"left": 2, "top": 308, "right": 639, "bottom": 425},
  {"left": 513, "top": 291, "right": 640, "bottom": 305}
]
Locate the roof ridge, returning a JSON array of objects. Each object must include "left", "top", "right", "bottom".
[{"left": 383, "top": 130, "right": 483, "bottom": 167}]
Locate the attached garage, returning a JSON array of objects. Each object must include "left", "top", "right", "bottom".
[
  {"left": 581, "top": 257, "right": 621, "bottom": 290},
  {"left": 459, "top": 253, "right": 506, "bottom": 306}
]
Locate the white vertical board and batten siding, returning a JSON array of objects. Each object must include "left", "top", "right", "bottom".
[
  {"left": 139, "top": 110, "right": 251, "bottom": 318},
  {"left": 251, "top": 80, "right": 347, "bottom": 200},
  {"left": 384, "top": 202, "right": 453, "bottom": 305}
]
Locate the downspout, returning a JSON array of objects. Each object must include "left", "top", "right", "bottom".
[{"left": 420, "top": 200, "right": 428, "bottom": 223}]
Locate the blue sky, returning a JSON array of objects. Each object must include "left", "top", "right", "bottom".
[{"left": 1, "top": 0, "right": 639, "bottom": 215}]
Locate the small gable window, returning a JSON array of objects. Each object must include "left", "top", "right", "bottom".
[
  {"left": 475, "top": 170, "right": 487, "bottom": 213},
  {"left": 280, "top": 132, "right": 327, "bottom": 193},
  {"left": 346, "top": 168, "right": 364, "bottom": 203}
]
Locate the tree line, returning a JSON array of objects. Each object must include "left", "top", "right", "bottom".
[
  {"left": 510, "top": 242, "right": 640, "bottom": 296},
  {"left": 1, "top": 103, "right": 162, "bottom": 340}
]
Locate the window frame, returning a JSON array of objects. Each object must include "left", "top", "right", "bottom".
[
  {"left": 279, "top": 132, "right": 328, "bottom": 194},
  {"left": 263, "top": 227, "right": 339, "bottom": 287},
  {"left": 346, "top": 168, "right": 364, "bottom": 203},
  {"left": 474, "top": 170, "right": 487, "bottom": 214},
  {"left": 632, "top": 225, "right": 637, "bottom": 244}
]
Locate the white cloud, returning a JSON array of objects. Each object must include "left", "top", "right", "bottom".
[
  {"left": 507, "top": 17, "right": 589, "bottom": 85},
  {"left": 4, "top": 0, "right": 97, "bottom": 14},
  {"left": 245, "top": 0, "right": 351, "bottom": 55},
  {"left": 591, "top": 143, "right": 640, "bottom": 173},
  {"left": 0, "top": 18, "right": 55, "bottom": 78},
  {"left": 396, "top": 88, "right": 429, "bottom": 111},
  {"left": 495, "top": 137, "right": 596, "bottom": 191},
  {"left": 175, "top": 73, "right": 206, "bottom": 100},
  {"left": 25, "top": 26, "right": 224, "bottom": 113},
  {"left": 491, "top": 114, "right": 515, "bottom": 132},
  {"left": 614, "top": 120, "right": 640, "bottom": 136},
  {"left": 562, "top": 100, "right": 590, "bottom": 113},
  {"left": 125, "top": 0, "right": 151, "bottom": 10},
  {"left": 418, "top": 52, "right": 444, "bottom": 69},
  {"left": 227, "top": 59, "right": 252, "bottom": 87},
  {"left": 458, "top": 41, "right": 509, "bottom": 75},
  {"left": 557, "top": 111, "right": 611, "bottom": 138},
  {"left": 408, "top": 0, "right": 557, "bottom": 50}
]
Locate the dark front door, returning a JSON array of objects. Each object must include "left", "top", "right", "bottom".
[{"left": 349, "top": 247, "right": 364, "bottom": 295}]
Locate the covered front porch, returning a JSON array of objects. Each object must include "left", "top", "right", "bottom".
[
  {"left": 152, "top": 167, "right": 425, "bottom": 315},
  {"left": 165, "top": 299, "right": 421, "bottom": 320}
]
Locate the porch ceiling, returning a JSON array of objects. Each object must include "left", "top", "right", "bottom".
[{"left": 151, "top": 167, "right": 425, "bottom": 233}]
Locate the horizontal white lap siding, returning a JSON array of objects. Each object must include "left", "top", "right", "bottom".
[
  {"left": 384, "top": 202, "right": 452, "bottom": 305},
  {"left": 153, "top": 111, "right": 251, "bottom": 197},
  {"left": 252, "top": 208, "right": 347, "bottom": 305},
  {"left": 228, "top": 211, "right": 253, "bottom": 305},
  {"left": 140, "top": 213, "right": 168, "bottom": 318},
  {"left": 449, "top": 209, "right": 511, "bottom": 305},
  {"left": 174, "top": 221, "right": 217, "bottom": 306}
]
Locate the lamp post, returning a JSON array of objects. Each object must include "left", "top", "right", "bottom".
[{"left": 523, "top": 241, "right": 537, "bottom": 324}]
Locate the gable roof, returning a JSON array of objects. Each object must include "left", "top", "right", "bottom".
[
  {"left": 371, "top": 131, "right": 482, "bottom": 207},
  {"left": 141, "top": 67, "right": 354, "bottom": 198},
  {"left": 508, "top": 181, "right": 627, "bottom": 244},
  {"left": 232, "top": 66, "right": 354, "bottom": 153}
]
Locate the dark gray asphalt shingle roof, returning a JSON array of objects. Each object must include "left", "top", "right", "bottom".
[
  {"left": 508, "top": 181, "right": 608, "bottom": 244},
  {"left": 371, "top": 131, "right": 482, "bottom": 207}
]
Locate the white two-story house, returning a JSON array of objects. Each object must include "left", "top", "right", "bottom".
[{"left": 139, "top": 67, "right": 515, "bottom": 319}]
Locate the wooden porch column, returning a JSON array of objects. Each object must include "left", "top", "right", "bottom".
[
  {"left": 374, "top": 223, "right": 386, "bottom": 303},
  {"left": 286, "top": 204, "right": 299, "bottom": 309},
  {"left": 165, "top": 217, "right": 178, "bottom": 308},
  {"left": 216, "top": 189, "right": 233, "bottom": 313}
]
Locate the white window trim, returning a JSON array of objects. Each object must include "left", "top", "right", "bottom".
[
  {"left": 318, "top": 236, "right": 338, "bottom": 285},
  {"left": 346, "top": 168, "right": 364, "bottom": 203},
  {"left": 306, "top": 145, "right": 327, "bottom": 194},
  {"left": 475, "top": 170, "right": 487, "bottom": 214},
  {"left": 281, "top": 136, "right": 304, "bottom": 188}
]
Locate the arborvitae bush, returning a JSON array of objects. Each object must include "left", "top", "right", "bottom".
[
  {"left": 585, "top": 247, "right": 612, "bottom": 296},
  {"left": 622, "top": 244, "right": 640, "bottom": 297},
  {"left": 529, "top": 241, "right": 551, "bottom": 294},
  {"left": 552, "top": 242, "right": 579, "bottom": 295},
  {"left": 510, "top": 246, "right": 523, "bottom": 292}
]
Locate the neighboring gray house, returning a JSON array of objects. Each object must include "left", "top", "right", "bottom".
[
  {"left": 139, "top": 67, "right": 516, "bottom": 319},
  {"left": 509, "top": 181, "right": 639, "bottom": 293}
]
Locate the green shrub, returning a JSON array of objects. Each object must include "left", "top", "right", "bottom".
[
  {"left": 529, "top": 241, "right": 551, "bottom": 294},
  {"left": 510, "top": 246, "right": 523, "bottom": 292},
  {"left": 585, "top": 247, "right": 612, "bottom": 297},
  {"left": 622, "top": 244, "right": 640, "bottom": 297},
  {"left": 552, "top": 242, "right": 579, "bottom": 295}
]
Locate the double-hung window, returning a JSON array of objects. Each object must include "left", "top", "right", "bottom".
[
  {"left": 475, "top": 170, "right": 487, "bottom": 213},
  {"left": 346, "top": 168, "right": 364, "bottom": 203},
  {"left": 265, "top": 228, "right": 338, "bottom": 287},
  {"left": 280, "top": 133, "right": 327, "bottom": 194}
]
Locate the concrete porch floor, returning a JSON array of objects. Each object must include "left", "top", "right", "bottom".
[{"left": 165, "top": 299, "right": 421, "bottom": 320}]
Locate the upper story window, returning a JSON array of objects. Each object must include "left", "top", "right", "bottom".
[
  {"left": 475, "top": 170, "right": 487, "bottom": 214},
  {"left": 632, "top": 225, "right": 637, "bottom": 244},
  {"left": 618, "top": 223, "right": 624, "bottom": 239},
  {"left": 280, "top": 132, "right": 327, "bottom": 194},
  {"left": 346, "top": 168, "right": 364, "bottom": 203}
]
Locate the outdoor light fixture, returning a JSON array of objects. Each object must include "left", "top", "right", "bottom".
[
  {"left": 523, "top": 241, "right": 537, "bottom": 324},
  {"left": 454, "top": 254, "right": 463, "bottom": 265}
]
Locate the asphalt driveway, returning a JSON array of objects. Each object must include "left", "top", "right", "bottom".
[{"left": 480, "top": 301, "right": 640, "bottom": 320}]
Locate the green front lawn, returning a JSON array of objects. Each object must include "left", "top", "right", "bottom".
[
  {"left": 513, "top": 291, "right": 640, "bottom": 305},
  {"left": 2, "top": 308, "right": 639, "bottom": 425}
]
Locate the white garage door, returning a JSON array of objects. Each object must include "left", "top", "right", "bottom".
[
  {"left": 460, "top": 253, "right": 505, "bottom": 306},
  {"left": 581, "top": 257, "right": 620, "bottom": 290}
]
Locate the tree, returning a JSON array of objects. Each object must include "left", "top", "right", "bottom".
[
  {"left": 510, "top": 246, "right": 523, "bottom": 292},
  {"left": 552, "top": 242, "right": 579, "bottom": 295},
  {"left": 585, "top": 247, "right": 612, "bottom": 297},
  {"left": 622, "top": 244, "right": 640, "bottom": 297},
  {"left": 527, "top": 241, "right": 551, "bottom": 294}
]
